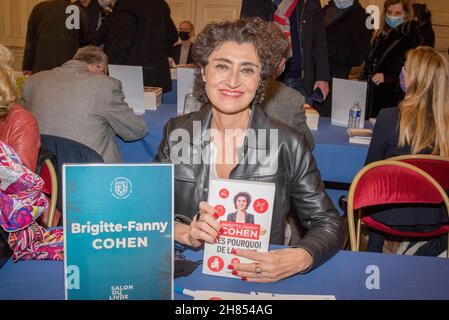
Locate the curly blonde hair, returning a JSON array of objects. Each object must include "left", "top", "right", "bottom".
[{"left": 0, "top": 65, "right": 18, "bottom": 119}]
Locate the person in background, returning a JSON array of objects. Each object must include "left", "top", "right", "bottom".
[
  {"left": 104, "top": 0, "right": 178, "bottom": 92},
  {"left": 241, "top": 0, "right": 330, "bottom": 106},
  {"left": 361, "top": 0, "right": 422, "bottom": 118},
  {"left": 169, "top": 20, "right": 195, "bottom": 67},
  {"left": 365, "top": 46, "right": 449, "bottom": 254},
  {"left": 0, "top": 64, "right": 40, "bottom": 173},
  {"left": 89, "top": 0, "right": 117, "bottom": 46},
  {"left": 412, "top": 2, "right": 435, "bottom": 48},
  {"left": 163, "top": 18, "right": 344, "bottom": 282},
  {"left": 76, "top": 0, "right": 101, "bottom": 35},
  {"left": 23, "top": 0, "right": 89, "bottom": 74},
  {"left": 321, "top": 0, "right": 372, "bottom": 117},
  {"left": 21, "top": 46, "right": 148, "bottom": 163}
]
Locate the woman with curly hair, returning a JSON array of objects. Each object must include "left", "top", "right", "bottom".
[
  {"left": 160, "top": 17, "right": 344, "bottom": 283},
  {"left": 227, "top": 192, "right": 254, "bottom": 224}
]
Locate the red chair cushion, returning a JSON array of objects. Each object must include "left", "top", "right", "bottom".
[{"left": 354, "top": 165, "right": 444, "bottom": 210}]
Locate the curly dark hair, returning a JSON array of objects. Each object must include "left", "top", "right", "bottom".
[
  {"left": 233, "top": 192, "right": 252, "bottom": 210},
  {"left": 191, "top": 17, "right": 288, "bottom": 108}
]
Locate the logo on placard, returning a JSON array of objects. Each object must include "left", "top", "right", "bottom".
[{"left": 110, "top": 177, "right": 133, "bottom": 199}]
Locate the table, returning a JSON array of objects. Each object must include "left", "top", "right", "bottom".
[
  {"left": 2, "top": 247, "right": 449, "bottom": 300},
  {"left": 116, "top": 104, "right": 368, "bottom": 214}
]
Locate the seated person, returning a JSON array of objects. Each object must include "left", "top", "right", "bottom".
[
  {"left": 169, "top": 20, "right": 195, "bottom": 67},
  {"left": 158, "top": 18, "right": 345, "bottom": 283},
  {"left": 365, "top": 46, "right": 449, "bottom": 254},
  {"left": 0, "top": 64, "right": 40, "bottom": 172},
  {"left": 21, "top": 45, "right": 148, "bottom": 163},
  {"left": 227, "top": 192, "right": 255, "bottom": 224}
]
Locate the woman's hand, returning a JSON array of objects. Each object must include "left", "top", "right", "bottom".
[
  {"left": 176, "top": 201, "right": 222, "bottom": 247},
  {"left": 229, "top": 247, "right": 313, "bottom": 283},
  {"left": 371, "top": 73, "right": 385, "bottom": 86}
]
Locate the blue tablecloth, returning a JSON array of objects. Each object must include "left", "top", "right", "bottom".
[{"left": 2, "top": 248, "right": 449, "bottom": 300}]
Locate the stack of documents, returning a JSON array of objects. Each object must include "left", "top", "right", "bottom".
[
  {"left": 144, "top": 87, "right": 162, "bottom": 110},
  {"left": 347, "top": 128, "right": 373, "bottom": 145}
]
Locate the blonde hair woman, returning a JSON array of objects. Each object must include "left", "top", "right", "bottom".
[
  {"left": 365, "top": 46, "right": 449, "bottom": 254},
  {"left": 0, "top": 64, "right": 40, "bottom": 172},
  {"left": 398, "top": 46, "right": 449, "bottom": 157},
  {"left": 362, "top": 0, "right": 423, "bottom": 118}
]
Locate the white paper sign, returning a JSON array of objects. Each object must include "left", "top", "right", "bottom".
[
  {"left": 331, "top": 78, "right": 367, "bottom": 128},
  {"left": 177, "top": 67, "right": 195, "bottom": 114},
  {"left": 193, "top": 290, "right": 336, "bottom": 300},
  {"left": 109, "top": 65, "right": 146, "bottom": 115}
]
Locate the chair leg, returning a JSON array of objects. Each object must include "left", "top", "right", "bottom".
[{"left": 356, "top": 210, "right": 362, "bottom": 251}]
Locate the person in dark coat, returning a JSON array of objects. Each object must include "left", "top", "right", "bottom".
[
  {"left": 320, "top": 0, "right": 372, "bottom": 117},
  {"left": 241, "top": 0, "right": 330, "bottom": 103},
  {"left": 169, "top": 20, "right": 194, "bottom": 66},
  {"left": 104, "top": 0, "right": 178, "bottom": 92},
  {"left": 23, "top": 0, "right": 89, "bottom": 74},
  {"left": 412, "top": 3, "right": 435, "bottom": 47},
  {"left": 361, "top": 0, "right": 423, "bottom": 118},
  {"left": 76, "top": 0, "right": 101, "bottom": 35}
]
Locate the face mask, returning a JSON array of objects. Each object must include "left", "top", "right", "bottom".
[
  {"left": 385, "top": 14, "right": 405, "bottom": 29},
  {"left": 399, "top": 66, "right": 407, "bottom": 93},
  {"left": 178, "top": 31, "right": 190, "bottom": 41},
  {"left": 334, "top": 0, "right": 354, "bottom": 10}
]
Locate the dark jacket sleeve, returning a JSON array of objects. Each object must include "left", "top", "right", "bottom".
[
  {"left": 105, "top": 10, "right": 138, "bottom": 64},
  {"left": 155, "top": 118, "right": 173, "bottom": 163},
  {"left": 290, "top": 135, "right": 345, "bottom": 270},
  {"left": 23, "top": 4, "right": 40, "bottom": 71},
  {"left": 165, "top": 6, "right": 178, "bottom": 54},
  {"left": 312, "top": 0, "right": 330, "bottom": 82},
  {"left": 365, "top": 109, "right": 391, "bottom": 164}
]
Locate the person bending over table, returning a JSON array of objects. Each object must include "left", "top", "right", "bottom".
[
  {"left": 365, "top": 46, "right": 449, "bottom": 254},
  {"left": 156, "top": 18, "right": 345, "bottom": 283}
]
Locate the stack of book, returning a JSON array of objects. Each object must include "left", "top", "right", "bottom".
[
  {"left": 143, "top": 87, "right": 162, "bottom": 110},
  {"left": 347, "top": 128, "right": 373, "bottom": 145},
  {"left": 304, "top": 104, "right": 319, "bottom": 131}
]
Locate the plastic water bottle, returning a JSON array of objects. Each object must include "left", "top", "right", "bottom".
[
  {"left": 183, "top": 89, "right": 197, "bottom": 114},
  {"left": 348, "top": 101, "right": 361, "bottom": 128}
]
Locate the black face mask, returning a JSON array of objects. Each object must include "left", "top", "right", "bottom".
[{"left": 178, "top": 31, "right": 190, "bottom": 41}]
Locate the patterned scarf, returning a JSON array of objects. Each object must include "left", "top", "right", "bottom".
[
  {"left": 0, "top": 141, "right": 63, "bottom": 261},
  {"left": 273, "top": 0, "right": 299, "bottom": 58}
]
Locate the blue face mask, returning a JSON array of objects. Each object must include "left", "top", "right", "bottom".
[
  {"left": 385, "top": 14, "right": 405, "bottom": 29},
  {"left": 334, "top": 0, "right": 354, "bottom": 10}
]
